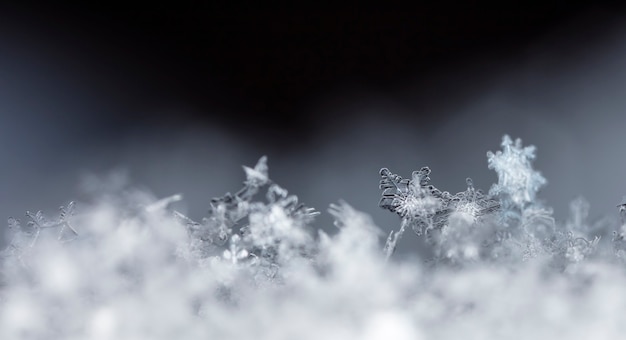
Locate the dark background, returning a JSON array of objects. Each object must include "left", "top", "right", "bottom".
[{"left": 2, "top": 2, "right": 626, "bottom": 254}]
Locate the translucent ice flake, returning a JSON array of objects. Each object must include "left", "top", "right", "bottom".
[{"left": 487, "top": 135, "right": 546, "bottom": 208}]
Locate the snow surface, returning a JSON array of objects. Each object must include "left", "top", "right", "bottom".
[{"left": 1, "top": 135, "right": 625, "bottom": 339}]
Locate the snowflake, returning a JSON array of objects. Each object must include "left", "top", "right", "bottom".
[
  {"left": 487, "top": 135, "right": 546, "bottom": 208},
  {"left": 379, "top": 166, "right": 499, "bottom": 259}
]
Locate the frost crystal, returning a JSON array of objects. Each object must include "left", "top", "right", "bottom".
[
  {"left": 487, "top": 135, "right": 546, "bottom": 208},
  {"left": 3, "top": 201, "right": 78, "bottom": 259},
  {"left": 377, "top": 135, "right": 606, "bottom": 267},
  {"left": 379, "top": 166, "right": 499, "bottom": 258},
  {"left": 4, "top": 136, "right": 626, "bottom": 340},
  {"left": 173, "top": 156, "right": 319, "bottom": 282}
]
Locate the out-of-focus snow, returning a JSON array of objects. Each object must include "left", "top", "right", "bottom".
[{"left": 1, "top": 138, "right": 626, "bottom": 340}]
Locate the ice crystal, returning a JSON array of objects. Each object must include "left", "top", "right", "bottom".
[
  {"left": 3, "top": 135, "right": 626, "bottom": 340},
  {"left": 377, "top": 135, "right": 608, "bottom": 267},
  {"left": 222, "top": 234, "right": 249, "bottom": 265},
  {"left": 173, "top": 156, "right": 319, "bottom": 284},
  {"left": 3, "top": 201, "right": 78, "bottom": 262},
  {"left": 379, "top": 165, "right": 499, "bottom": 259},
  {"left": 487, "top": 135, "right": 546, "bottom": 209}
]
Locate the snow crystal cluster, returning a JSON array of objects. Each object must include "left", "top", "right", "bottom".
[
  {"left": 379, "top": 135, "right": 609, "bottom": 268},
  {"left": 2, "top": 134, "right": 626, "bottom": 340}
]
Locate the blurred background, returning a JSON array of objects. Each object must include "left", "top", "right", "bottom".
[{"left": 1, "top": 2, "right": 626, "bottom": 254}]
